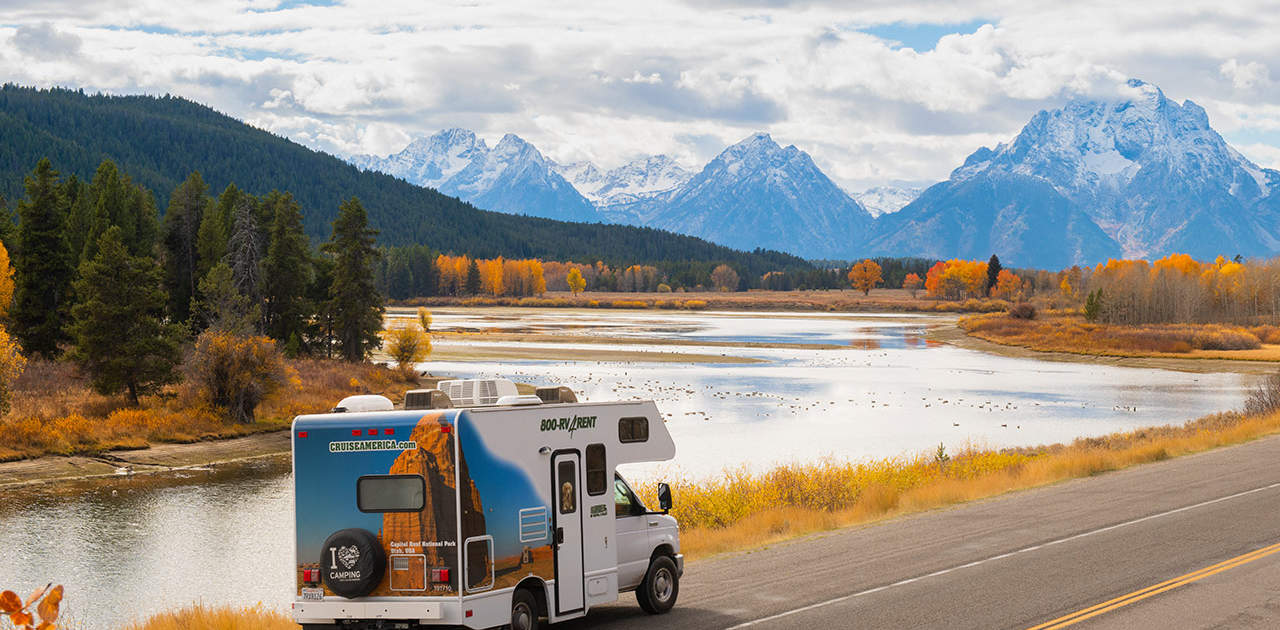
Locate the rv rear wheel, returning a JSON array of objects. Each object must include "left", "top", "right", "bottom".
[
  {"left": 636, "top": 554, "right": 679, "bottom": 614},
  {"left": 510, "top": 588, "right": 540, "bottom": 630}
]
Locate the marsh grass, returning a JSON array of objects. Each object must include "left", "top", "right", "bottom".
[
  {"left": 121, "top": 604, "right": 296, "bottom": 630},
  {"left": 962, "top": 313, "right": 1277, "bottom": 355},
  {"left": 0, "top": 358, "right": 413, "bottom": 461}
]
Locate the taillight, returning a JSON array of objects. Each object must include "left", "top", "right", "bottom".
[
  {"left": 431, "top": 568, "right": 450, "bottom": 582},
  {"left": 303, "top": 568, "right": 320, "bottom": 584}
]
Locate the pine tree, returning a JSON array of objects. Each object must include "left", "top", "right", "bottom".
[
  {"left": 69, "top": 227, "right": 181, "bottom": 404},
  {"left": 986, "top": 254, "right": 1003, "bottom": 294},
  {"left": 0, "top": 195, "right": 13, "bottom": 254},
  {"left": 262, "top": 191, "right": 312, "bottom": 346},
  {"left": 162, "top": 172, "right": 209, "bottom": 324},
  {"left": 193, "top": 261, "right": 259, "bottom": 335},
  {"left": 196, "top": 183, "right": 238, "bottom": 281},
  {"left": 227, "top": 197, "right": 264, "bottom": 320},
  {"left": 62, "top": 175, "right": 93, "bottom": 262},
  {"left": 322, "top": 197, "right": 383, "bottom": 362},
  {"left": 12, "top": 159, "right": 75, "bottom": 358},
  {"left": 465, "top": 258, "right": 481, "bottom": 295}
]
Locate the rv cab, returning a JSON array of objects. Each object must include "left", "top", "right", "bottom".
[{"left": 291, "top": 379, "right": 682, "bottom": 630}]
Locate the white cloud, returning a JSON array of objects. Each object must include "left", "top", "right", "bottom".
[{"left": 0, "top": 0, "right": 1278, "bottom": 190}]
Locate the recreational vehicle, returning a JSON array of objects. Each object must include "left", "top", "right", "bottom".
[{"left": 291, "top": 379, "right": 682, "bottom": 630}]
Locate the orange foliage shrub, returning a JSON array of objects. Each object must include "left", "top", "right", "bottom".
[{"left": 1, "top": 583, "right": 62, "bottom": 629}]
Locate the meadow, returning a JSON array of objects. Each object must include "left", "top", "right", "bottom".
[{"left": 962, "top": 312, "right": 1280, "bottom": 359}]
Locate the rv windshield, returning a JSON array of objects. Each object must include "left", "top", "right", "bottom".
[{"left": 613, "top": 474, "right": 647, "bottom": 517}]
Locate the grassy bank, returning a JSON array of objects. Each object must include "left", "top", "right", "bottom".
[
  {"left": 392, "top": 289, "right": 1011, "bottom": 314},
  {"left": 122, "top": 604, "right": 296, "bottom": 629},
  {"left": 0, "top": 359, "right": 414, "bottom": 462},
  {"left": 962, "top": 312, "right": 1280, "bottom": 361}
]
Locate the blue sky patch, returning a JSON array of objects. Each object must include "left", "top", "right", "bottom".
[{"left": 862, "top": 20, "right": 991, "bottom": 52}]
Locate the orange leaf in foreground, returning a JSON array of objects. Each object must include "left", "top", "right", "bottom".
[
  {"left": 0, "top": 590, "right": 21, "bottom": 613},
  {"left": 11, "top": 609, "right": 33, "bottom": 626},
  {"left": 37, "top": 585, "right": 62, "bottom": 622},
  {"left": 36, "top": 621, "right": 54, "bottom": 630},
  {"left": 23, "top": 583, "right": 50, "bottom": 609}
]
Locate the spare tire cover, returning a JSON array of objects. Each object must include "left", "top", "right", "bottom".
[{"left": 320, "top": 528, "right": 386, "bottom": 599}]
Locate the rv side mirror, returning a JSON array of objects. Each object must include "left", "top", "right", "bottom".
[{"left": 657, "top": 483, "right": 672, "bottom": 513}]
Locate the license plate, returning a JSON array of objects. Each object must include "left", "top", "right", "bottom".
[{"left": 301, "top": 587, "right": 324, "bottom": 601}]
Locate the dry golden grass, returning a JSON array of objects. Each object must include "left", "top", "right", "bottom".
[
  {"left": 122, "top": 604, "right": 297, "bottom": 630},
  {"left": 0, "top": 358, "right": 414, "bottom": 462},
  {"left": 962, "top": 313, "right": 1280, "bottom": 358},
  {"left": 636, "top": 409, "right": 1280, "bottom": 560}
]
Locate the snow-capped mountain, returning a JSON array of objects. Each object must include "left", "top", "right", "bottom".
[
  {"left": 352, "top": 129, "right": 602, "bottom": 223},
  {"left": 558, "top": 155, "right": 694, "bottom": 206},
  {"left": 636, "top": 133, "right": 874, "bottom": 258},
  {"left": 854, "top": 186, "right": 922, "bottom": 217},
  {"left": 868, "top": 79, "right": 1280, "bottom": 267}
]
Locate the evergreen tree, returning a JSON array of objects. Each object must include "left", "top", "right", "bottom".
[
  {"left": 196, "top": 183, "right": 239, "bottom": 281},
  {"left": 193, "top": 261, "right": 259, "bottom": 335},
  {"left": 69, "top": 227, "right": 181, "bottom": 404},
  {"left": 306, "top": 253, "right": 337, "bottom": 358},
  {"left": 465, "top": 259, "right": 481, "bottom": 295},
  {"left": 161, "top": 172, "right": 209, "bottom": 323},
  {"left": 262, "top": 191, "right": 312, "bottom": 346},
  {"left": 323, "top": 197, "right": 383, "bottom": 362},
  {"left": 62, "top": 175, "right": 93, "bottom": 262},
  {"left": 986, "top": 254, "right": 1003, "bottom": 294},
  {"left": 12, "top": 158, "right": 74, "bottom": 358},
  {"left": 227, "top": 197, "right": 264, "bottom": 317}
]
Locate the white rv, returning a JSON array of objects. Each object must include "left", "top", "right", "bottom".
[{"left": 291, "top": 379, "right": 682, "bottom": 630}]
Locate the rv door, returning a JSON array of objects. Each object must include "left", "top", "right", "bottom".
[{"left": 552, "top": 452, "right": 585, "bottom": 614}]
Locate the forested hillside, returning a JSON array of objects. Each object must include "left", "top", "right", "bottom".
[{"left": 0, "top": 85, "right": 807, "bottom": 275}]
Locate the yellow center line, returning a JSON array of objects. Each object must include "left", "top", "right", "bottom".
[{"left": 1028, "top": 541, "right": 1280, "bottom": 629}]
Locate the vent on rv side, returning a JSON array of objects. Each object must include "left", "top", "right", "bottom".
[
  {"left": 405, "top": 389, "right": 453, "bottom": 410},
  {"left": 437, "top": 379, "right": 518, "bottom": 407},
  {"left": 535, "top": 386, "right": 578, "bottom": 404}
]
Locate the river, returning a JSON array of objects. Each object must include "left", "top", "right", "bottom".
[{"left": 0, "top": 309, "right": 1251, "bottom": 628}]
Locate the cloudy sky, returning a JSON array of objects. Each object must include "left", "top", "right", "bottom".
[{"left": 3, "top": 0, "right": 1279, "bottom": 190}]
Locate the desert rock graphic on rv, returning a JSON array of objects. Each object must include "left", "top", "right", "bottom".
[{"left": 292, "top": 379, "right": 682, "bottom": 630}]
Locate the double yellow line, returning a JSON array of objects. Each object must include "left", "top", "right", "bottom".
[{"left": 1028, "top": 540, "right": 1280, "bottom": 629}]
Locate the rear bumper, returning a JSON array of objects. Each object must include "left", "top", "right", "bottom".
[
  {"left": 293, "top": 599, "right": 452, "bottom": 624},
  {"left": 675, "top": 553, "right": 684, "bottom": 577}
]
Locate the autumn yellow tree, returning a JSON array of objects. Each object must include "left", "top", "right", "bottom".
[
  {"left": 848, "top": 259, "right": 883, "bottom": 295},
  {"left": 991, "top": 269, "right": 1023, "bottom": 300},
  {"left": 0, "top": 242, "right": 13, "bottom": 317},
  {"left": 567, "top": 268, "right": 586, "bottom": 294},
  {"left": 902, "top": 272, "right": 923, "bottom": 298},
  {"left": 710, "top": 264, "right": 739, "bottom": 292}
]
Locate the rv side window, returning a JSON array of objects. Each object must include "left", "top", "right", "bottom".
[
  {"left": 557, "top": 461, "right": 577, "bottom": 514},
  {"left": 618, "top": 416, "right": 649, "bottom": 443},
  {"left": 357, "top": 475, "right": 425, "bottom": 513},
  {"left": 614, "top": 474, "right": 646, "bottom": 517},
  {"left": 585, "top": 444, "right": 607, "bottom": 496}
]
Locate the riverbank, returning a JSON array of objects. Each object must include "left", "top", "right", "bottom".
[
  {"left": 394, "top": 289, "right": 1009, "bottom": 314},
  {"left": 959, "top": 313, "right": 1280, "bottom": 373}
]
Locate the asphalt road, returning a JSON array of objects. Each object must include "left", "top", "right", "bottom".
[{"left": 559, "top": 434, "right": 1280, "bottom": 629}]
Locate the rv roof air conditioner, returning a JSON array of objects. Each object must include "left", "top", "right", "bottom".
[
  {"left": 535, "top": 385, "right": 578, "bottom": 403},
  {"left": 331, "top": 394, "right": 395, "bottom": 413},
  {"left": 403, "top": 388, "right": 453, "bottom": 410},
  {"left": 437, "top": 378, "right": 519, "bottom": 407}
]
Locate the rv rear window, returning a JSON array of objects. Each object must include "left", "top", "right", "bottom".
[
  {"left": 586, "top": 444, "right": 606, "bottom": 496},
  {"left": 358, "top": 475, "right": 426, "bottom": 513},
  {"left": 618, "top": 416, "right": 649, "bottom": 443}
]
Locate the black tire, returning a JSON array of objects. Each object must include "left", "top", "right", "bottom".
[
  {"left": 510, "top": 588, "right": 540, "bottom": 630},
  {"left": 319, "top": 528, "right": 386, "bottom": 599},
  {"left": 636, "top": 555, "right": 679, "bottom": 614}
]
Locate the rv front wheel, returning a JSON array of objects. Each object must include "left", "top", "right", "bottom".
[
  {"left": 510, "top": 588, "right": 540, "bottom": 630},
  {"left": 636, "top": 554, "right": 679, "bottom": 614}
]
